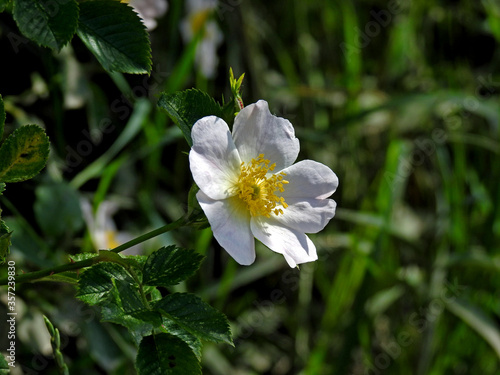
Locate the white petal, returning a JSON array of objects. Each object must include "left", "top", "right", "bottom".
[
  {"left": 274, "top": 198, "right": 337, "bottom": 234},
  {"left": 96, "top": 201, "right": 118, "bottom": 232},
  {"left": 250, "top": 217, "right": 318, "bottom": 268},
  {"left": 80, "top": 198, "right": 95, "bottom": 232},
  {"left": 280, "top": 160, "right": 338, "bottom": 199},
  {"left": 232, "top": 100, "right": 300, "bottom": 171},
  {"left": 197, "top": 190, "right": 256, "bottom": 265},
  {"left": 189, "top": 116, "right": 242, "bottom": 200}
]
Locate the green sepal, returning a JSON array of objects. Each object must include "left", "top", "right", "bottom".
[
  {"left": 136, "top": 333, "right": 202, "bottom": 375},
  {"left": 77, "top": 0, "right": 152, "bottom": 74},
  {"left": 157, "top": 89, "right": 225, "bottom": 147},
  {"left": 12, "top": 0, "right": 78, "bottom": 51},
  {"left": 154, "top": 292, "right": 233, "bottom": 346},
  {"left": 0, "top": 124, "right": 49, "bottom": 183},
  {"left": 142, "top": 246, "right": 205, "bottom": 287},
  {"left": 229, "top": 67, "right": 245, "bottom": 114}
]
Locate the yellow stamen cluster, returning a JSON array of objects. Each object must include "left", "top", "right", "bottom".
[
  {"left": 105, "top": 230, "right": 120, "bottom": 249},
  {"left": 237, "top": 154, "right": 289, "bottom": 217},
  {"left": 190, "top": 9, "right": 211, "bottom": 34}
]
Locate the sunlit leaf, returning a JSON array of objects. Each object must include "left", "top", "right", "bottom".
[
  {"left": 161, "top": 318, "right": 202, "bottom": 361},
  {"left": 12, "top": 0, "right": 78, "bottom": 50},
  {"left": 77, "top": 262, "right": 134, "bottom": 305},
  {"left": 0, "top": 125, "right": 49, "bottom": 183},
  {"left": 155, "top": 293, "right": 233, "bottom": 345},
  {"left": 142, "top": 246, "right": 204, "bottom": 287},
  {"left": 100, "top": 278, "right": 161, "bottom": 344},
  {"left": 77, "top": 0, "right": 151, "bottom": 74}
]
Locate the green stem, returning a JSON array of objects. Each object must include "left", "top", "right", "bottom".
[
  {"left": 110, "top": 215, "right": 187, "bottom": 254},
  {"left": 0, "top": 214, "right": 197, "bottom": 286}
]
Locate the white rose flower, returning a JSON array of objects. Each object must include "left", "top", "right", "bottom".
[
  {"left": 180, "top": 0, "right": 223, "bottom": 78},
  {"left": 81, "top": 199, "right": 142, "bottom": 255},
  {"left": 128, "top": 0, "right": 168, "bottom": 31},
  {"left": 189, "top": 100, "right": 338, "bottom": 267}
]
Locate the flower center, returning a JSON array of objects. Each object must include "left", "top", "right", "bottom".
[
  {"left": 190, "top": 9, "right": 211, "bottom": 35},
  {"left": 104, "top": 230, "right": 120, "bottom": 249},
  {"left": 237, "top": 154, "right": 289, "bottom": 217}
]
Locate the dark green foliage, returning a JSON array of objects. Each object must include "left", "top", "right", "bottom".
[
  {"left": 158, "top": 89, "right": 225, "bottom": 147},
  {"left": 12, "top": 0, "right": 78, "bottom": 50},
  {"left": 77, "top": 0, "right": 152, "bottom": 74},
  {"left": 142, "top": 245, "right": 205, "bottom": 287},
  {"left": 155, "top": 293, "right": 233, "bottom": 345},
  {"left": 0, "top": 125, "right": 49, "bottom": 183},
  {"left": 77, "top": 247, "right": 232, "bottom": 372},
  {"left": 136, "top": 333, "right": 202, "bottom": 375}
]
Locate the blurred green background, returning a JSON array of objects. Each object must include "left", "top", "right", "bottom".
[{"left": 1, "top": 0, "right": 500, "bottom": 374}]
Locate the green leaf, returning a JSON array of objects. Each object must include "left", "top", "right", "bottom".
[
  {"left": 12, "top": 0, "right": 78, "bottom": 51},
  {"left": 161, "top": 318, "right": 203, "bottom": 360},
  {"left": 155, "top": 293, "right": 233, "bottom": 345},
  {"left": 103, "top": 278, "right": 162, "bottom": 326},
  {"left": 34, "top": 181, "right": 83, "bottom": 238},
  {"left": 0, "top": 125, "right": 49, "bottom": 183},
  {"left": 142, "top": 246, "right": 205, "bottom": 287},
  {"left": 77, "top": 262, "right": 135, "bottom": 305},
  {"left": 77, "top": 0, "right": 151, "bottom": 74},
  {"left": 158, "top": 89, "right": 224, "bottom": 147},
  {"left": 100, "top": 278, "right": 161, "bottom": 344},
  {"left": 136, "top": 333, "right": 201, "bottom": 375},
  {"left": 69, "top": 253, "right": 99, "bottom": 262},
  {"left": 0, "top": 352, "right": 10, "bottom": 374},
  {"left": 0, "top": 94, "right": 5, "bottom": 138},
  {"left": 101, "top": 301, "right": 154, "bottom": 346},
  {"left": 0, "top": 220, "right": 12, "bottom": 265},
  {"left": 0, "top": 0, "right": 10, "bottom": 13}
]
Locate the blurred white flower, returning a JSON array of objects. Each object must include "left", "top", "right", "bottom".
[
  {"left": 180, "top": 0, "right": 223, "bottom": 78},
  {"left": 126, "top": 0, "right": 168, "bottom": 31},
  {"left": 81, "top": 199, "right": 142, "bottom": 255},
  {"left": 189, "top": 100, "right": 339, "bottom": 267}
]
